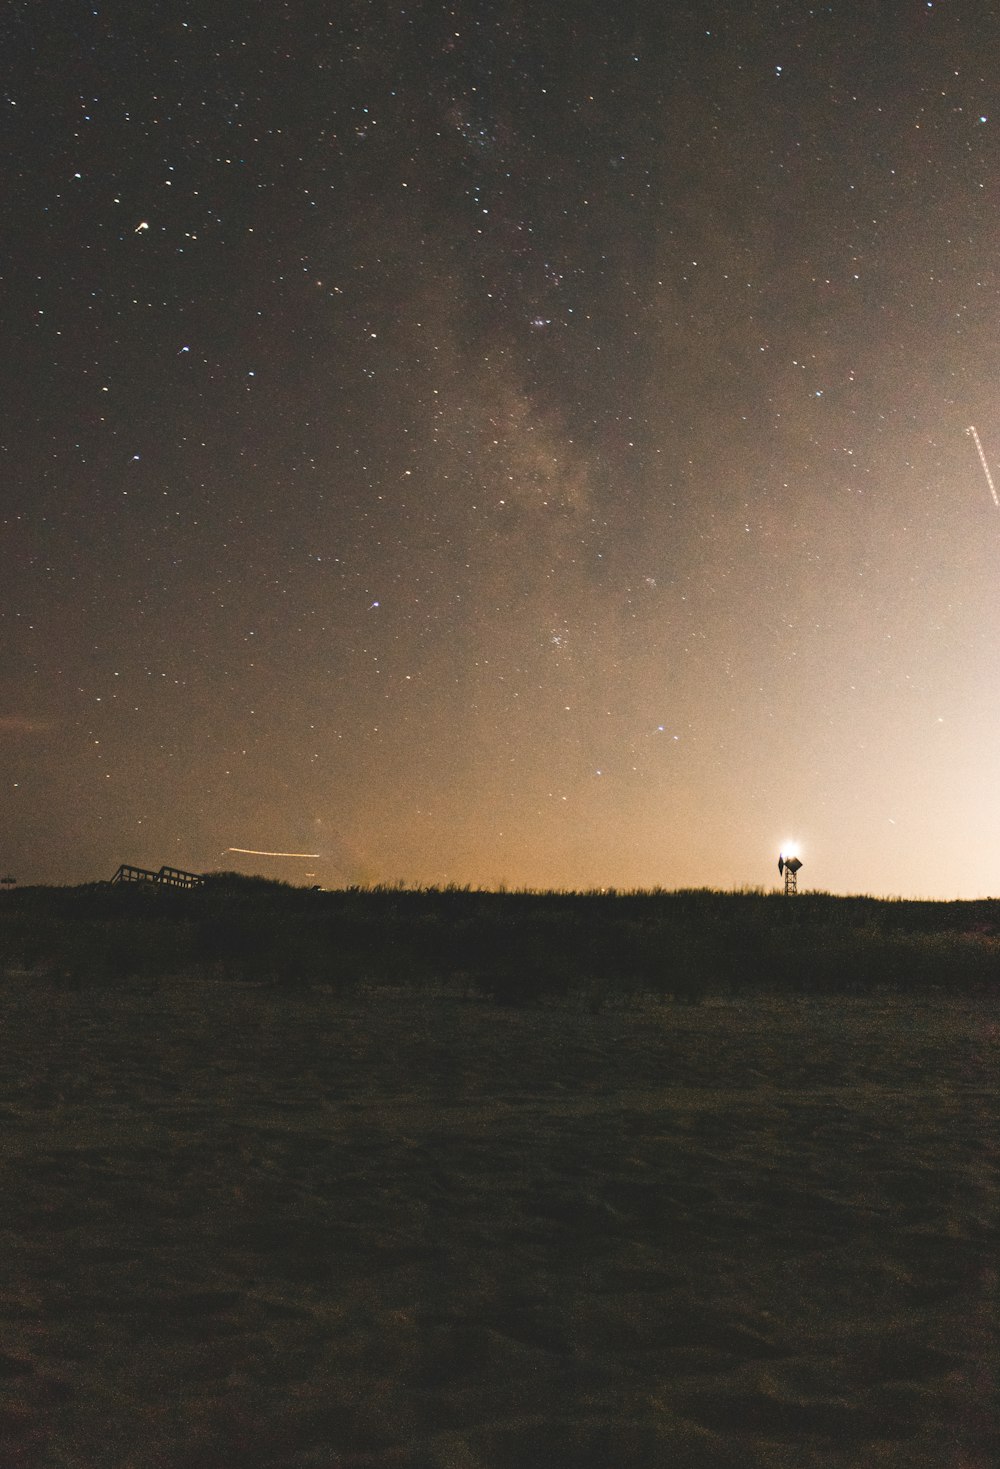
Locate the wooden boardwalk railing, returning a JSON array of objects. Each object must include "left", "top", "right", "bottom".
[{"left": 109, "top": 864, "right": 203, "bottom": 889}]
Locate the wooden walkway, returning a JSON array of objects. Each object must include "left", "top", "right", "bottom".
[{"left": 109, "top": 863, "right": 203, "bottom": 889}]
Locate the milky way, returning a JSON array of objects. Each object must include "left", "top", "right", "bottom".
[{"left": 4, "top": 2, "right": 1000, "bottom": 896}]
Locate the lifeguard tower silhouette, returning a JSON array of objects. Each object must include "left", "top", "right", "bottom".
[{"left": 778, "top": 851, "right": 802, "bottom": 896}]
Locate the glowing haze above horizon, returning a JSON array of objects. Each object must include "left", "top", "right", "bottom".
[{"left": 4, "top": 2, "right": 1000, "bottom": 899}]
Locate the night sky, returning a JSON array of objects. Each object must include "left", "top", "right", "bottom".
[{"left": 4, "top": 2, "right": 1000, "bottom": 896}]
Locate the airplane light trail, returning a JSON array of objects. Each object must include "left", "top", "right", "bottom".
[
  {"left": 967, "top": 425, "right": 999, "bottom": 508},
  {"left": 226, "top": 847, "right": 321, "bottom": 859}
]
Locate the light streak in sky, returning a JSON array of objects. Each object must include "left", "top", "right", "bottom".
[
  {"left": 226, "top": 847, "right": 320, "bottom": 858},
  {"left": 967, "top": 425, "right": 999, "bottom": 508}
]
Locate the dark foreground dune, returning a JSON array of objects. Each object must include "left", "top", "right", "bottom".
[{"left": 1, "top": 976, "right": 997, "bottom": 1467}]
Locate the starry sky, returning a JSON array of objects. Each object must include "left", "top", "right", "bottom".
[{"left": 4, "top": 1, "right": 1000, "bottom": 897}]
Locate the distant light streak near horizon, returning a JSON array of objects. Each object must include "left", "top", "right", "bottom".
[
  {"left": 226, "top": 847, "right": 321, "bottom": 859},
  {"left": 967, "top": 425, "right": 999, "bottom": 508}
]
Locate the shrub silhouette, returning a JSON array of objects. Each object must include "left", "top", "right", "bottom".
[{"left": 2, "top": 880, "right": 998, "bottom": 1002}]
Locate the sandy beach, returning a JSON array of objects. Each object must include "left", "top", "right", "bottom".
[{"left": 1, "top": 977, "right": 996, "bottom": 1467}]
